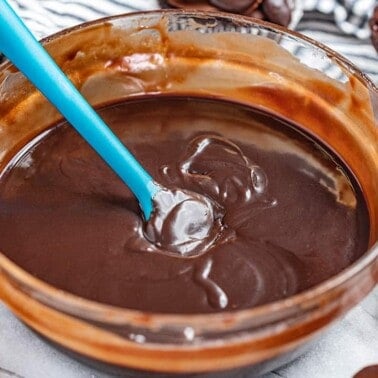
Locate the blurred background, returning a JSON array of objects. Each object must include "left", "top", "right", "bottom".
[{"left": 5, "top": 0, "right": 378, "bottom": 83}]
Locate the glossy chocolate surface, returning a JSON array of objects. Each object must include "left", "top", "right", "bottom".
[{"left": 0, "top": 97, "right": 369, "bottom": 314}]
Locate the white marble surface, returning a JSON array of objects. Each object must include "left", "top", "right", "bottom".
[{"left": 0, "top": 286, "right": 377, "bottom": 378}]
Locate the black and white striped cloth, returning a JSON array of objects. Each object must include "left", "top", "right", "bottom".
[
  {"left": 300, "top": 0, "right": 378, "bottom": 83},
  {"left": 3, "top": 0, "right": 378, "bottom": 83}
]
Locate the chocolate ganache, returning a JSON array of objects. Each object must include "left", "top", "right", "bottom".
[{"left": 0, "top": 96, "right": 369, "bottom": 314}]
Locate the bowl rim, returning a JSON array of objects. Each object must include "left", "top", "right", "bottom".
[
  {"left": 0, "top": 9, "right": 377, "bottom": 332},
  {"left": 34, "top": 8, "right": 378, "bottom": 91}
]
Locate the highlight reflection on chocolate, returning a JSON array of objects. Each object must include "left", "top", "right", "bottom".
[{"left": 0, "top": 97, "right": 369, "bottom": 313}]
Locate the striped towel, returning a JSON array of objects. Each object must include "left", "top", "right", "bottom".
[
  {"left": 300, "top": 0, "right": 378, "bottom": 82},
  {"left": 3, "top": 0, "right": 378, "bottom": 83}
]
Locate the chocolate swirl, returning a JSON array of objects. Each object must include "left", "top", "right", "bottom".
[{"left": 0, "top": 97, "right": 368, "bottom": 313}]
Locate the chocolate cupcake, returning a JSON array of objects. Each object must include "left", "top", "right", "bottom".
[
  {"left": 354, "top": 365, "right": 378, "bottom": 378},
  {"left": 369, "top": 6, "right": 378, "bottom": 52},
  {"left": 164, "top": 0, "right": 295, "bottom": 27}
]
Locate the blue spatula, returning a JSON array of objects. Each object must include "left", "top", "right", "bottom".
[{"left": 0, "top": 0, "right": 159, "bottom": 219}]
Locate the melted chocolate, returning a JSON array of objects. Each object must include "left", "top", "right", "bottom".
[
  {"left": 0, "top": 97, "right": 369, "bottom": 313},
  {"left": 145, "top": 187, "right": 225, "bottom": 257}
]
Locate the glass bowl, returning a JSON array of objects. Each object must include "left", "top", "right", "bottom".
[{"left": 0, "top": 10, "right": 377, "bottom": 377}]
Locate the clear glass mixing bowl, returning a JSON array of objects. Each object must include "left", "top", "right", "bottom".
[{"left": 0, "top": 10, "right": 377, "bottom": 377}]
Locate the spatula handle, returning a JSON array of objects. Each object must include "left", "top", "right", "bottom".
[{"left": 0, "top": 0, "right": 159, "bottom": 218}]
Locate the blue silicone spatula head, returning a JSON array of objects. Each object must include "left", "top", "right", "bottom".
[{"left": 0, "top": 0, "right": 160, "bottom": 219}]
